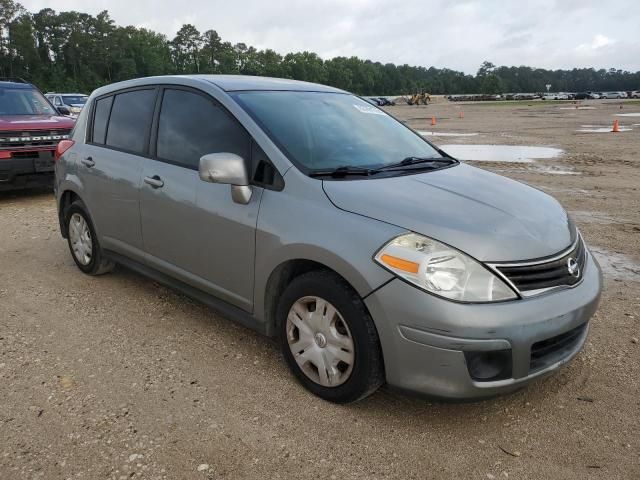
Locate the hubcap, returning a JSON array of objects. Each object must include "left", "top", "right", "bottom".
[
  {"left": 286, "top": 296, "right": 355, "bottom": 387},
  {"left": 69, "top": 213, "right": 93, "bottom": 266}
]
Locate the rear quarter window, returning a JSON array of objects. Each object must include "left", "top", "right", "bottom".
[{"left": 92, "top": 96, "right": 113, "bottom": 144}]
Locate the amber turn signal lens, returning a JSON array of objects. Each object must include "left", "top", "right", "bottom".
[{"left": 380, "top": 254, "right": 419, "bottom": 274}]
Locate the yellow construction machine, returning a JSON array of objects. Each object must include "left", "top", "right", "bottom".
[{"left": 407, "top": 92, "right": 430, "bottom": 105}]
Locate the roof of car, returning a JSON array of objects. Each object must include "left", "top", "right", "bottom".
[{"left": 192, "top": 75, "right": 346, "bottom": 93}]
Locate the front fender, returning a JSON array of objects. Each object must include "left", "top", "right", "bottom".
[{"left": 253, "top": 179, "right": 402, "bottom": 326}]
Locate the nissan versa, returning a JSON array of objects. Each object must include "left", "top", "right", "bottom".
[{"left": 54, "top": 75, "right": 602, "bottom": 403}]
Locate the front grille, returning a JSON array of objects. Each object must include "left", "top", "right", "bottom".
[
  {"left": 494, "top": 237, "right": 586, "bottom": 295},
  {"left": 0, "top": 129, "right": 71, "bottom": 148},
  {"left": 530, "top": 323, "right": 587, "bottom": 372}
]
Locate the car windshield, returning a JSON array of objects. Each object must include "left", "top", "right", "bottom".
[
  {"left": 0, "top": 87, "right": 57, "bottom": 115},
  {"left": 62, "top": 95, "right": 88, "bottom": 105},
  {"left": 232, "top": 91, "right": 444, "bottom": 173}
]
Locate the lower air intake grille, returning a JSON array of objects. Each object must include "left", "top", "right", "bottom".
[{"left": 530, "top": 323, "right": 587, "bottom": 372}]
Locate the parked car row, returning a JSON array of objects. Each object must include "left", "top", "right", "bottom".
[
  {"left": 448, "top": 90, "right": 638, "bottom": 102},
  {"left": 365, "top": 97, "right": 396, "bottom": 106},
  {"left": 447, "top": 94, "right": 503, "bottom": 102}
]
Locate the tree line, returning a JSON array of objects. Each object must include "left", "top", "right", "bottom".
[{"left": 0, "top": 0, "right": 638, "bottom": 96}]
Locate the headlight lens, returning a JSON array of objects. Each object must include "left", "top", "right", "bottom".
[{"left": 374, "top": 233, "right": 517, "bottom": 302}]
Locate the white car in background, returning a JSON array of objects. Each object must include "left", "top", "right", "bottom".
[
  {"left": 632, "top": 90, "right": 640, "bottom": 99},
  {"left": 45, "top": 93, "right": 89, "bottom": 117},
  {"left": 541, "top": 92, "right": 569, "bottom": 100}
]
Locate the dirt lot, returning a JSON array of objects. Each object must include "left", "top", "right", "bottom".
[{"left": 1, "top": 99, "right": 639, "bottom": 480}]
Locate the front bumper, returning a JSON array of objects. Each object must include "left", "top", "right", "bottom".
[
  {"left": 364, "top": 251, "right": 603, "bottom": 400},
  {"left": 0, "top": 152, "right": 55, "bottom": 191}
]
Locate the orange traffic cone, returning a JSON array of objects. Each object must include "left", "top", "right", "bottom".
[
  {"left": 431, "top": 116, "right": 437, "bottom": 126},
  {"left": 612, "top": 119, "right": 620, "bottom": 132},
  {"left": 459, "top": 111, "right": 464, "bottom": 119}
]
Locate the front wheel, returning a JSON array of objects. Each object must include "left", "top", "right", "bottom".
[{"left": 278, "top": 271, "right": 384, "bottom": 403}]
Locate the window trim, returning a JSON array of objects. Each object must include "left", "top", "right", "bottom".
[
  {"left": 87, "top": 86, "right": 159, "bottom": 158},
  {"left": 84, "top": 83, "right": 284, "bottom": 190}
]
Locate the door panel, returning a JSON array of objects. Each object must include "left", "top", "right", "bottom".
[
  {"left": 192, "top": 181, "right": 263, "bottom": 309},
  {"left": 140, "top": 157, "right": 262, "bottom": 311},
  {"left": 140, "top": 158, "right": 198, "bottom": 273},
  {"left": 80, "top": 144, "right": 145, "bottom": 259},
  {"left": 140, "top": 86, "right": 260, "bottom": 312},
  {"left": 77, "top": 88, "right": 156, "bottom": 260}
]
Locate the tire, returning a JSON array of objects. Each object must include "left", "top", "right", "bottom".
[
  {"left": 64, "top": 200, "right": 114, "bottom": 275},
  {"left": 277, "top": 270, "right": 384, "bottom": 403}
]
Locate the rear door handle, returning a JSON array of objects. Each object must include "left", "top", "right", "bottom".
[
  {"left": 144, "top": 175, "right": 164, "bottom": 189},
  {"left": 81, "top": 157, "right": 95, "bottom": 168}
]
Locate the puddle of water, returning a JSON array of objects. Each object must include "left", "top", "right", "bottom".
[
  {"left": 615, "top": 112, "right": 640, "bottom": 117},
  {"left": 541, "top": 186, "right": 591, "bottom": 195},
  {"left": 559, "top": 106, "right": 596, "bottom": 110},
  {"left": 439, "top": 145, "right": 563, "bottom": 163},
  {"left": 590, "top": 247, "right": 640, "bottom": 282},
  {"left": 493, "top": 165, "right": 579, "bottom": 176},
  {"left": 570, "top": 210, "right": 631, "bottom": 224},
  {"left": 419, "top": 131, "right": 479, "bottom": 137},
  {"left": 576, "top": 127, "right": 632, "bottom": 133},
  {"left": 532, "top": 165, "right": 580, "bottom": 175}
]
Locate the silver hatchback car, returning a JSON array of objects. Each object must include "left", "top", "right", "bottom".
[{"left": 54, "top": 75, "right": 602, "bottom": 403}]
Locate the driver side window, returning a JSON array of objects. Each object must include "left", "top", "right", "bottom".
[{"left": 156, "top": 88, "right": 250, "bottom": 170}]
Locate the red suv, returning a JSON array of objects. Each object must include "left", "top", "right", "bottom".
[{"left": 0, "top": 79, "right": 75, "bottom": 191}]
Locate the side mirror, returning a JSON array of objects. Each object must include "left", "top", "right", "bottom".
[
  {"left": 199, "top": 152, "right": 252, "bottom": 204},
  {"left": 57, "top": 105, "right": 71, "bottom": 116}
]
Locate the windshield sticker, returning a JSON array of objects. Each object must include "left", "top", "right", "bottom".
[{"left": 353, "top": 104, "right": 386, "bottom": 115}]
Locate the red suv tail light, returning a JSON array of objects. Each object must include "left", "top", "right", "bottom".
[{"left": 55, "top": 139, "right": 75, "bottom": 161}]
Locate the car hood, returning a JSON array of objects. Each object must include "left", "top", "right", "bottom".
[
  {"left": 322, "top": 163, "right": 574, "bottom": 262},
  {"left": 0, "top": 115, "right": 75, "bottom": 131}
]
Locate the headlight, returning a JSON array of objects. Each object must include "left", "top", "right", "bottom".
[{"left": 374, "top": 233, "right": 517, "bottom": 302}]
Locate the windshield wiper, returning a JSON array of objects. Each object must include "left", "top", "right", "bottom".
[
  {"left": 308, "top": 165, "right": 380, "bottom": 178},
  {"left": 376, "top": 156, "right": 456, "bottom": 172}
]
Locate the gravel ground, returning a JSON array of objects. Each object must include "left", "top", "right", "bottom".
[{"left": 1, "top": 99, "right": 639, "bottom": 479}]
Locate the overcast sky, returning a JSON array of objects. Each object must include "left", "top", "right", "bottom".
[{"left": 19, "top": 0, "right": 640, "bottom": 74}]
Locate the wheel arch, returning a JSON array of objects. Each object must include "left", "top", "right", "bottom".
[
  {"left": 258, "top": 248, "right": 391, "bottom": 338},
  {"left": 58, "top": 188, "right": 83, "bottom": 238}
]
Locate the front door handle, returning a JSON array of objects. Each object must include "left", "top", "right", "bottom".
[
  {"left": 144, "top": 175, "right": 164, "bottom": 189},
  {"left": 81, "top": 157, "right": 95, "bottom": 168}
]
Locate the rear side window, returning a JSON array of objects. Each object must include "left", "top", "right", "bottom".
[
  {"left": 156, "top": 89, "right": 250, "bottom": 169},
  {"left": 92, "top": 96, "right": 113, "bottom": 145},
  {"left": 105, "top": 89, "right": 156, "bottom": 154}
]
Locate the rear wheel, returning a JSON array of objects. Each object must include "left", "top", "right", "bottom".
[
  {"left": 278, "top": 270, "right": 384, "bottom": 403},
  {"left": 65, "top": 200, "right": 114, "bottom": 275}
]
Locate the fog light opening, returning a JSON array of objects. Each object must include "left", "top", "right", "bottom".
[{"left": 464, "top": 349, "right": 512, "bottom": 382}]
